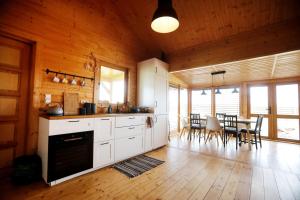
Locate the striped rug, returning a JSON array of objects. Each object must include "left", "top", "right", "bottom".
[{"left": 113, "top": 155, "right": 164, "bottom": 178}]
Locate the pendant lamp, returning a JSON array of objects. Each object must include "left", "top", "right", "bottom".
[
  {"left": 151, "top": 0, "right": 179, "bottom": 33},
  {"left": 201, "top": 90, "right": 207, "bottom": 95},
  {"left": 215, "top": 89, "right": 221, "bottom": 94},
  {"left": 232, "top": 88, "right": 239, "bottom": 93}
]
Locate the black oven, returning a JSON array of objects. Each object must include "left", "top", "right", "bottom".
[{"left": 48, "top": 131, "right": 93, "bottom": 182}]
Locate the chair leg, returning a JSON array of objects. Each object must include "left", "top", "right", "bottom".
[
  {"left": 259, "top": 133, "right": 262, "bottom": 148},
  {"left": 199, "top": 129, "right": 201, "bottom": 143},
  {"left": 180, "top": 128, "right": 184, "bottom": 138},
  {"left": 188, "top": 128, "right": 192, "bottom": 140},
  {"left": 236, "top": 133, "right": 238, "bottom": 150},
  {"left": 254, "top": 133, "right": 258, "bottom": 149},
  {"left": 205, "top": 130, "right": 211, "bottom": 144},
  {"left": 216, "top": 132, "right": 219, "bottom": 146}
]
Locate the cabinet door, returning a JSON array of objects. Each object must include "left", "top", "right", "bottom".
[
  {"left": 94, "top": 117, "right": 114, "bottom": 142},
  {"left": 153, "top": 115, "right": 168, "bottom": 149},
  {"left": 94, "top": 140, "right": 114, "bottom": 168},
  {"left": 136, "top": 135, "right": 144, "bottom": 154},
  {"left": 115, "top": 136, "right": 137, "bottom": 161},
  {"left": 144, "top": 127, "right": 153, "bottom": 152},
  {"left": 154, "top": 75, "right": 168, "bottom": 115}
]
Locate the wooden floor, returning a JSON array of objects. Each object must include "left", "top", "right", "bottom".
[{"left": 1, "top": 135, "right": 300, "bottom": 200}]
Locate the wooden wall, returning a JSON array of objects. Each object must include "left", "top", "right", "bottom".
[{"left": 0, "top": 0, "right": 149, "bottom": 155}]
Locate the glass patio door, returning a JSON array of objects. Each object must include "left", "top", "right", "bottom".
[
  {"left": 275, "top": 83, "right": 299, "bottom": 141},
  {"left": 169, "top": 86, "right": 179, "bottom": 132},
  {"left": 249, "top": 83, "right": 300, "bottom": 141},
  {"left": 249, "top": 85, "right": 272, "bottom": 138}
]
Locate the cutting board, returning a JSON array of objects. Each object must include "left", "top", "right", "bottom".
[{"left": 64, "top": 93, "right": 79, "bottom": 115}]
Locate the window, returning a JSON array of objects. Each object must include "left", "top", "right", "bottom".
[
  {"left": 169, "top": 86, "right": 179, "bottom": 131},
  {"left": 215, "top": 88, "right": 240, "bottom": 115},
  {"left": 99, "top": 66, "right": 126, "bottom": 104},
  {"left": 180, "top": 88, "right": 188, "bottom": 128},
  {"left": 191, "top": 90, "right": 211, "bottom": 116}
]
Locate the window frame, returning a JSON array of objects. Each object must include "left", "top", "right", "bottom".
[{"left": 94, "top": 62, "right": 128, "bottom": 105}]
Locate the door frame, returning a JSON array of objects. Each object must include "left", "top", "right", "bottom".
[{"left": 0, "top": 31, "right": 36, "bottom": 159}]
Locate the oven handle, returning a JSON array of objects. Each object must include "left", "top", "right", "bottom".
[{"left": 63, "top": 137, "right": 83, "bottom": 142}]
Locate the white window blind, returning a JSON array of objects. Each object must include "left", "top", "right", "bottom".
[
  {"left": 215, "top": 88, "right": 240, "bottom": 115},
  {"left": 191, "top": 90, "right": 211, "bottom": 116}
]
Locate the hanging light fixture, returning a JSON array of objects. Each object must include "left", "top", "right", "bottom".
[
  {"left": 211, "top": 70, "right": 226, "bottom": 95},
  {"left": 201, "top": 90, "right": 207, "bottom": 95},
  {"left": 215, "top": 89, "right": 221, "bottom": 94},
  {"left": 151, "top": 0, "right": 179, "bottom": 33},
  {"left": 232, "top": 88, "right": 239, "bottom": 93}
]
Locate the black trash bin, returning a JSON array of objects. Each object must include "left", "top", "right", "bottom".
[{"left": 11, "top": 154, "right": 42, "bottom": 185}]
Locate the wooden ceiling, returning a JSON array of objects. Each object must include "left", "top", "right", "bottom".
[
  {"left": 113, "top": 0, "right": 300, "bottom": 55},
  {"left": 171, "top": 50, "right": 300, "bottom": 88}
]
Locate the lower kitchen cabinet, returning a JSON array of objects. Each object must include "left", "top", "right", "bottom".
[
  {"left": 153, "top": 114, "right": 168, "bottom": 149},
  {"left": 144, "top": 127, "right": 153, "bottom": 152},
  {"left": 94, "top": 140, "right": 114, "bottom": 168},
  {"left": 115, "top": 136, "right": 138, "bottom": 161}
]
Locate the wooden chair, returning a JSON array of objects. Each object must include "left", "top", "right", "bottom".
[
  {"left": 205, "top": 116, "right": 224, "bottom": 146},
  {"left": 240, "top": 115, "right": 263, "bottom": 149},
  {"left": 188, "top": 113, "right": 206, "bottom": 141},
  {"left": 223, "top": 114, "right": 241, "bottom": 150}
]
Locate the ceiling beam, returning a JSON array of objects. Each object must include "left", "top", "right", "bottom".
[{"left": 167, "top": 18, "right": 300, "bottom": 72}]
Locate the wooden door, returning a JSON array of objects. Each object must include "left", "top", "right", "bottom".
[{"left": 0, "top": 35, "right": 31, "bottom": 169}]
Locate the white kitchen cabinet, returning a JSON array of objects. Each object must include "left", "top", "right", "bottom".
[
  {"left": 144, "top": 126, "right": 153, "bottom": 152},
  {"left": 94, "top": 140, "right": 114, "bottom": 168},
  {"left": 115, "top": 115, "right": 145, "bottom": 127},
  {"left": 115, "top": 136, "right": 138, "bottom": 161},
  {"left": 153, "top": 114, "right": 168, "bottom": 149},
  {"left": 136, "top": 135, "right": 144, "bottom": 154},
  {"left": 138, "top": 58, "right": 169, "bottom": 149},
  {"left": 137, "top": 58, "right": 169, "bottom": 114},
  {"left": 115, "top": 125, "right": 143, "bottom": 139},
  {"left": 94, "top": 117, "right": 114, "bottom": 142}
]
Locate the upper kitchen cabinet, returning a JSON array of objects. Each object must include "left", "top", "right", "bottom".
[{"left": 137, "top": 58, "right": 169, "bottom": 115}]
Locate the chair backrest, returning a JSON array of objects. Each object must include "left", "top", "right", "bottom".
[
  {"left": 254, "top": 115, "right": 263, "bottom": 133},
  {"left": 224, "top": 114, "right": 238, "bottom": 131},
  {"left": 216, "top": 113, "right": 226, "bottom": 122},
  {"left": 206, "top": 116, "right": 222, "bottom": 131},
  {"left": 190, "top": 113, "right": 201, "bottom": 127},
  {"left": 181, "top": 117, "right": 188, "bottom": 127}
]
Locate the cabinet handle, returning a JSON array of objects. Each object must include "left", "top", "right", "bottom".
[
  {"left": 128, "top": 137, "right": 135, "bottom": 139},
  {"left": 67, "top": 120, "right": 80, "bottom": 123},
  {"left": 128, "top": 127, "right": 135, "bottom": 130},
  {"left": 129, "top": 117, "right": 135, "bottom": 119},
  {"left": 64, "top": 137, "right": 83, "bottom": 142},
  {"left": 101, "top": 118, "right": 110, "bottom": 121},
  {"left": 100, "top": 142, "right": 109, "bottom": 145}
]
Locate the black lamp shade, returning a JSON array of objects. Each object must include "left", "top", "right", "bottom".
[{"left": 151, "top": 0, "right": 179, "bottom": 33}]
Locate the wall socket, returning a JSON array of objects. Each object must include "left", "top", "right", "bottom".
[{"left": 45, "top": 94, "right": 51, "bottom": 104}]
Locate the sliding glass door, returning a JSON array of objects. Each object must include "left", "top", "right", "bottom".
[
  {"left": 249, "top": 83, "right": 300, "bottom": 141},
  {"left": 249, "top": 85, "right": 271, "bottom": 138},
  {"left": 275, "top": 83, "right": 299, "bottom": 141}
]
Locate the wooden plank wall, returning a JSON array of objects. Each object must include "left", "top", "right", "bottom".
[{"left": 0, "top": 0, "right": 150, "bottom": 155}]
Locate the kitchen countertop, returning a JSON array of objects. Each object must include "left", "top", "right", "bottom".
[{"left": 40, "top": 112, "right": 154, "bottom": 120}]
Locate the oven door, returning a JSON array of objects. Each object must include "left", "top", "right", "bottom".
[{"left": 48, "top": 131, "right": 93, "bottom": 182}]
